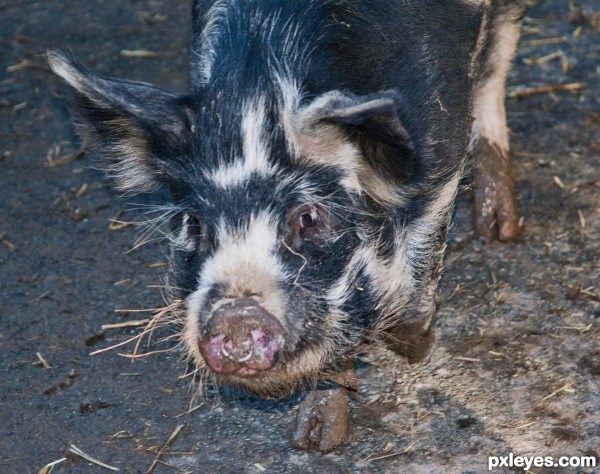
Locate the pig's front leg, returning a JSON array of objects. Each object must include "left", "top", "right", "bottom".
[{"left": 291, "top": 362, "right": 357, "bottom": 452}]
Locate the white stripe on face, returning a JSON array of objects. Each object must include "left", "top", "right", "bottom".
[
  {"left": 186, "top": 210, "right": 290, "bottom": 326},
  {"left": 207, "top": 99, "right": 277, "bottom": 188}
]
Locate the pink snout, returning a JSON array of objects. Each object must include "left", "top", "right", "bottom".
[{"left": 198, "top": 298, "right": 285, "bottom": 377}]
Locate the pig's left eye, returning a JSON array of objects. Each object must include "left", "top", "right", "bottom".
[{"left": 284, "top": 205, "right": 328, "bottom": 251}]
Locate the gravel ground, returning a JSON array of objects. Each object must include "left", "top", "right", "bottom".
[{"left": 1, "top": 1, "right": 598, "bottom": 473}]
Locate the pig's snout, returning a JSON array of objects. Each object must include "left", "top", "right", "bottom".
[{"left": 199, "top": 298, "right": 285, "bottom": 377}]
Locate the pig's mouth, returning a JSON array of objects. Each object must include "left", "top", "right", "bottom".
[{"left": 197, "top": 297, "right": 286, "bottom": 378}]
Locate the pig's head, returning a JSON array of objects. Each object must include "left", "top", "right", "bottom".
[{"left": 49, "top": 51, "right": 460, "bottom": 396}]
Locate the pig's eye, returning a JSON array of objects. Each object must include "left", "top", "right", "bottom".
[
  {"left": 284, "top": 205, "right": 328, "bottom": 251},
  {"left": 185, "top": 213, "right": 203, "bottom": 238},
  {"left": 299, "top": 209, "right": 318, "bottom": 229},
  {"left": 180, "top": 212, "right": 210, "bottom": 254}
]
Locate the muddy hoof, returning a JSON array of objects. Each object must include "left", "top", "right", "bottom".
[
  {"left": 472, "top": 141, "right": 521, "bottom": 243},
  {"left": 291, "top": 388, "right": 349, "bottom": 452},
  {"left": 386, "top": 320, "right": 434, "bottom": 364},
  {"left": 473, "top": 178, "right": 520, "bottom": 242}
]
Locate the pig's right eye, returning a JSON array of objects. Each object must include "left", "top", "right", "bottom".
[
  {"left": 181, "top": 212, "right": 210, "bottom": 253},
  {"left": 174, "top": 212, "right": 208, "bottom": 254},
  {"left": 185, "top": 213, "right": 203, "bottom": 239}
]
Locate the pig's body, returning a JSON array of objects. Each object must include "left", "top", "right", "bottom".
[{"left": 49, "top": 0, "right": 525, "bottom": 452}]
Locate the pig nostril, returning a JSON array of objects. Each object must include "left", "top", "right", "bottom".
[
  {"left": 221, "top": 336, "right": 254, "bottom": 363},
  {"left": 237, "top": 351, "right": 253, "bottom": 363}
]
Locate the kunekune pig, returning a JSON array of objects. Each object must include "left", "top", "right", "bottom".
[{"left": 49, "top": 0, "right": 525, "bottom": 452}]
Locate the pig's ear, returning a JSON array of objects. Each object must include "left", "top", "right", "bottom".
[
  {"left": 48, "top": 50, "right": 195, "bottom": 194},
  {"left": 295, "top": 91, "right": 416, "bottom": 192},
  {"left": 300, "top": 91, "right": 415, "bottom": 156}
]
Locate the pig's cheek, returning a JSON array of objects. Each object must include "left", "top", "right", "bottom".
[{"left": 291, "top": 388, "right": 350, "bottom": 453}]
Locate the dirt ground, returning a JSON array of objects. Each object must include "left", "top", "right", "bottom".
[{"left": 1, "top": 1, "right": 598, "bottom": 473}]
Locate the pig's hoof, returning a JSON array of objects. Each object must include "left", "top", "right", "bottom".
[
  {"left": 473, "top": 181, "right": 520, "bottom": 243},
  {"left": 472, "top": 142, "right": 520, "bottom": 243},
  {"left": 291, "top": 388, "right": 349, "bottom": 452},
  {"left": 386, "top": 320, "right": 434, "bottom": 364}
]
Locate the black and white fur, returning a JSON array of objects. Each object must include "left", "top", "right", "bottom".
[{"left": 49, "top": 0, "right": 525, "bottom": 451}]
